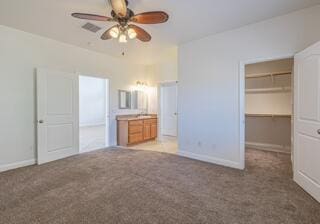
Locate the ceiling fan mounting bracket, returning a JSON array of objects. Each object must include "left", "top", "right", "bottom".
[{"left": 112, "top": 8, "right": 134, "bottom": 27}]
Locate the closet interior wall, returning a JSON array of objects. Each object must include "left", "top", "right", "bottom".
[{"left": 245, "top": 58, "right": 293, "bottom": 154}]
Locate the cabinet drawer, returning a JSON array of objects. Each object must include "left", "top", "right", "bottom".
[
  {"left": 129, "top": 133, "right": 143, "bottom": 144},
  {"left": 129, "top": 125, "right": 143, "bottom": 134},
  {"left": 143, "top": 119, "right": 157, "bottom": 124},
  {"left": 129, "top": 120, "right": 143, "bottom": 126}
]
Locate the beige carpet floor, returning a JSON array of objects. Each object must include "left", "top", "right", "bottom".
[{"left": 0, "top": 148, "right": 319, "bottom": 224}]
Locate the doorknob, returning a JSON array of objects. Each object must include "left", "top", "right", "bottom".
[
  {"left": 38, "top": 120, "right": 44, "bottom": 124},
  {"left": 318, "top": 129, "right": 320, "bottom": 135}
]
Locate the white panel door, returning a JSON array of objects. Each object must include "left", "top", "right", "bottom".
[
  {"left": 161, "top": 82, "right": 178, "bottom": 136},
  {"left": 294, "top": 41, "right": 320, "bottom": 202},
  {"left": 37, "top": 69, "right": 79, "bottom": 164}
]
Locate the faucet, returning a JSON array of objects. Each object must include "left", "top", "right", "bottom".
[
  {"left": 140, "top": 111, "right": 146, "bottom": 116},
  {"left": 139, "top": 109, "right": 148, "bottom": 116}
]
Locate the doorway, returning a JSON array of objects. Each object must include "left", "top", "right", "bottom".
[
  {"left": 126, "top": 82, "right": 178, "bottom": 154},
  {"left": 79, "top": 76, "right": 109, "bottom": 153},
  {"left": 240, "top": 57, "right": 294, "bottom": 168},
  {"left": 160, "top": 81, "right": 178, "bottom": 137},
  {"left": 245, "top": 58, "right": 293, "bottom": 153},
  {"left": 155, "top": 81, "right": 178, "bottom": 154},
  {"left": 244, "top": 58, "right": 294, "bottom": 166},
  {"left": 239, "top": 58, "right": 295, "bottom": 205},
  {"left": 239, "top": 45, "right": 320, "bottom": 203}
]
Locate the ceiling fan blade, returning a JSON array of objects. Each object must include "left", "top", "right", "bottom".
[
  {"left": 109, "top": 0, "right": 128, "bottom": 18},
  {"left": 101, "top": 25, "right": 118, "bottom": 40},
  {"left": 72, "top": 13, "right": 113, "bottom": 21},
  {"left": 128, "top": 24, "right": 151, "bottom": 42},
  {"left": 130, "top": 11, "right": 169, "bottom": 24}
]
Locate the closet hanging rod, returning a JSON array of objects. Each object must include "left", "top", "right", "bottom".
[
  {"left": 245, "top": 113, "right": 291, "bottom": 118},
  {"left": 246, "top": 86, "right": 291, "bottom": 93},
  {"left": 246, "top": 71, "right": 291, "bottom": 79}
]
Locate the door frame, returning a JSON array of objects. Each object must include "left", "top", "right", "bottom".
[
  {"left": 238, "top": 54, "right": 294, "bottom": 169},
  {"left": 158, "top": 81, "right": 178, "bottom": 138}
]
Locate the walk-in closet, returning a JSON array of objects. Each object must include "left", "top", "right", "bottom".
[{"left": 245, "top": 58, "right": 293, "bottom": 154}]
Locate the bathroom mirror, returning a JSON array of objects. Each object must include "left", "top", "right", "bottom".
[
  {"left": 118, "top": 90, "right": 131, "bottom": 109},
  {"left": 131, "top": 90, "right": 148, "bottom": 111}
]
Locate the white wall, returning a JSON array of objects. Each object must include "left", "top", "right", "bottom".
[
  {"left": 178, "top": 5, "right": 320, "bottom": 169},
  {"left": 147, "top": 47, "right": 179, "bottom": 115},
  {"left": 246, "top": 92, "right": 292, "bottom": 115},
  {"left": 246, "top": 117, "right": 291, "bottom": 152},
  {"left": 0, "top": 25, "right": 158, "bottom": 170},
  {"left": 153, "top": 48, "right": 178, "bottom": 82},
  {"left": 79, "top": 76, "right": 106, "bottom": 127}
]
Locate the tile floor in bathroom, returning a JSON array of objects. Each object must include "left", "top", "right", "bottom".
[{"left": 80, "top": 125, "right": 178, "bottom": 154}]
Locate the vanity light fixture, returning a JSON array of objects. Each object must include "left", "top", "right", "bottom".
[{"left": 135, "top": 81, "right": 149, "bottom": 92}]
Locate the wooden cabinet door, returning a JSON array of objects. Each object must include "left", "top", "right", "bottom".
[
  {"left": 151, "top": 123, "right": 157, "bottom": 139},
  {"left": 129, "top": 133, "right": 143, "bottom": 144},
  {"left": 144, "top": 124, "right": 151, "bottom": 140}
]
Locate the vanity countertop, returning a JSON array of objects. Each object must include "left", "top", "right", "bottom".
[{"left": 116, "top": 114, "right": 157, "bottom": 121}]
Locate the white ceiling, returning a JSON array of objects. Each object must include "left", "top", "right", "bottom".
[{"left": 0, "top": 0, "right": 320, "bottom": 64}]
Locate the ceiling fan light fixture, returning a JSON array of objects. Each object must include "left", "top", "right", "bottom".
[
  {"left": 119, "top": 33, "right": 127, "bottom": 43},
  {"left": 109, "top": 26, "right": 120, "bottom": 38},
  {"left": 127, "top": 28, "right": 137, "bottom": 39},
  {"left": 72, "top": 0, "right": 169, "bottom": 44}
]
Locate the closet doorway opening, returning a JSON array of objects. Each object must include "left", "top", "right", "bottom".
[
  {"left": 242, "top": 57, "right": 294, "bottom": 168},
  {"left": 79, "top": 76, "right": 109, "bottom": 153}
]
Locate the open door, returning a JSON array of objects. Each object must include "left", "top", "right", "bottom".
[
  {"left": 37, "top": 69, "right": 79, "bottom": 164},
  {"left": 294, "top": 42, "right": 320, "bottom": 202}
]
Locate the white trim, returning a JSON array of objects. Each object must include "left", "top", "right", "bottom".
[
  {"left": 239, "top": 62, "right": 245, "bottom": 169},
  {"left": 245, "top": 142, "right": 291, "bottom": 154},
  {"left": 239, "top": 54, "right": 294, "bottom": 169},
  {"left": 0, "top": 159, "right": 36, "bottom": 172},
  {"left": 178, "top": 150, "right": 242, "bottom": 170},
  {"left": 105, "top": 78, "right": 110, "bottom": 148}
]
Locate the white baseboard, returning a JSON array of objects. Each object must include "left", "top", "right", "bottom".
[
  {"left": 0, "top": 159, "right": 36, "bottom": 173},
  {"left": 178, "top": 150, "right": 243, "bottom": 170},
  {"left": 245, "top": 141, "right": 291, "bottom": 154},
  {"left": 80, "top": 122, "right": 105, "bottom": 128}
]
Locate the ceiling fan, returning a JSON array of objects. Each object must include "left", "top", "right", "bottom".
[{"left": 72, "top": 0, "right": 169, "bottom": 43}]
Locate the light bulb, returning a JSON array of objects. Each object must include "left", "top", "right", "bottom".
[
  {"left": 127, "top": 28, "right": 137, "bottom": 39},
  {"left": 109, "top": 27, "right": 119, "bottom": 38},
  {"left": 119, "top": 33, "right": 127, "bottom": 43}
]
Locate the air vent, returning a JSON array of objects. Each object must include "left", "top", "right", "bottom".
[{"left": 82, "top": 23, "right": 102, "bottom": 33}]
